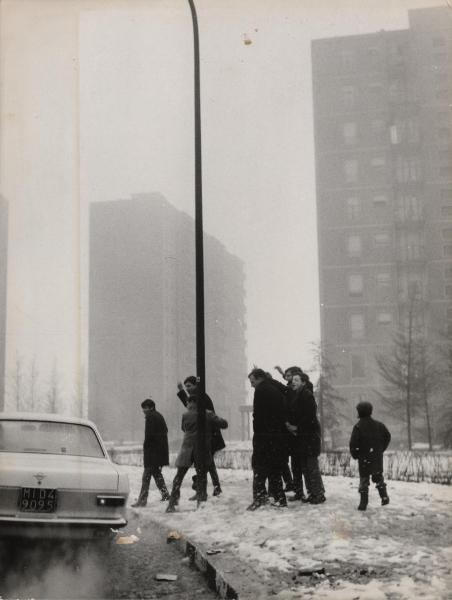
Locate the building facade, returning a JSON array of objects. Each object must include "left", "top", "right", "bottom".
[
  {"left": 88, "top": 193, "right": 247, "bottom": 444},
  {"left": 0, "top": 197, "right": 7, "bottom": 410},
  {"left": 312, "top": 7, "right": 452, "bottom": 444}
]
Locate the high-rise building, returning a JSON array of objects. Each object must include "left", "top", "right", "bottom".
[
  {"left": 88, "top": 193, "right": 247, "bottom": 443},
  {"left": 0, "top": 197, "right": 7, "bottom": 411},
  {"left": 312, "top": 7, "right": 452, "bottom": 444}
]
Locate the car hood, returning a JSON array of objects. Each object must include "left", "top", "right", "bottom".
[{"left": 0, "top": 452, "right": 120, "bottom": 490}]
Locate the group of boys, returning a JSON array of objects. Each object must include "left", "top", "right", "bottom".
[{"left": 132, "top": 368, "right": 392, "bottom": 513}]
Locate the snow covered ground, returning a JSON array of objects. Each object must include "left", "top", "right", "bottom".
[{"left": 124, "top": 466, "right": 452, "bottom": 599}]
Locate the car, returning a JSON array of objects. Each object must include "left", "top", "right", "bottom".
[{"left": 0, "top": 412, "right": 129, "bottom": 540}]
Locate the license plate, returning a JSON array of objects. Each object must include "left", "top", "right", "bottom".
[{"left": 19, "top": 488, "right": 57, "bottom": 513}]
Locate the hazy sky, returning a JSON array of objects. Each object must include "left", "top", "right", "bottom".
[{"left": 1, "top": 0, "right": 443, "bottom": 409}]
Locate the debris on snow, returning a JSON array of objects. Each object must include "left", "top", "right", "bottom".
[{"left": 154, "top": 573, "right": 178, "bottom": 581}]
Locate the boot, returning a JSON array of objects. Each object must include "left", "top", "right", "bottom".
[
  {"left": 358, "top": 491, "right": 368, "bottom": 511},
  {"left": 160, "top": 492, "right": 170, "bottom": 502},
  {"left": 377, "top": 484, "right": 389, "bottom": 506}
]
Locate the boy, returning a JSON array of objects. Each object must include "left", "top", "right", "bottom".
[
  {"left": 349, "top": 401, "right": 391, "bottom": 511},
  {"left": 132, "top": 398, "right": 169, "bottom": 507}
]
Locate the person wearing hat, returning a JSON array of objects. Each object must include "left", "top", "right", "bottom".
[
  {"left": 349, "top": 401, "right": 391, "bottom": 511},
  {"left": 132, "top": 398, "right": 170, "bottom": 507}
]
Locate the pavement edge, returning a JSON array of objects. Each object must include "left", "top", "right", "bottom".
[{"left": 147, "top": 515, "right": 240, "bottom": 599}]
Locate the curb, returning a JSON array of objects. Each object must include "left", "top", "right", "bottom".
[
  {"left": 182, "top": 537, "right": 239, "bottom": 599},
  {"left": 144, "top": 514, "right": 240, "bottom": 599}
]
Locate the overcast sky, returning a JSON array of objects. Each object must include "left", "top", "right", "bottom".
[{"left": 1, "top": 0, "right": 442, "bottom": 410}]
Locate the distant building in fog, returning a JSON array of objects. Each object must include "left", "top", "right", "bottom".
[
  {"left": 0, "top": 197, "right": 7, "bottom": 410},
  {"left": 88, "top": 193, "right": 247, "bottom": 443},
  {"left": 312, "top": 6, "right": 452, "bottom": 443}
]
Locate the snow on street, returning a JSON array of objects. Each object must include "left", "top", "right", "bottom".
[{"left": 124, "top": 466, "right": 452, "bottom": 599}]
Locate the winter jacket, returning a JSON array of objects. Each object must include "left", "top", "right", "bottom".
[
  {"left": 175, "top": 405, "right": 228, "bottom": 468},
  {"left": 287, "top": 386, "right": 322, "bottom": 457},
  {"left": 177, "top": 389, "right": 226, "bottom": 453},
  {"left": 349, "top": 416, "right": 391, "bottom": 475},
  {"left": 143, "top": 410, "right": 169, "bottom": 468},
  {"left": 251, "top": 379, "right": 287, "bottom": 470}
]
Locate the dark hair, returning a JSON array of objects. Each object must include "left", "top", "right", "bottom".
[
  {"left": 357, "top": 401, "right": 373, "bottom": 418},
  {"left": 184, "top": 375, "right": 198, "bottom": 386},
  {"left": 141, "top": 398, "right": 155, "bottom": 410},
  {"left": 285, "top": 366, "right": 303, "bottom": 376},
  {"left": 248, "top": 368, "right": 267, "bottom": 380}
]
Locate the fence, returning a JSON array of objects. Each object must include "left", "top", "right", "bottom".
[{"left": 108, "top": 442, "right": 452, "bottom": 485}]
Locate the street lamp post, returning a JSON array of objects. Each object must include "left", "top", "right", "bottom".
[{"left": 187, "top": 0, "right": 207, "bottom": 501}]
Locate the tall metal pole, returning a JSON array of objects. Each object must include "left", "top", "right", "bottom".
[{"left": 187, "top": 0, "right": 207, "bottom": 493}]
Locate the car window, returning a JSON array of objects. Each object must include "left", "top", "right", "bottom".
[{"left": 0, "top": 421, "right": 105, "bottom": 458}]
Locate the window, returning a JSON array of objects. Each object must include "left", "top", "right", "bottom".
[
  {"left": 340, "top": 49, "right": 354, "bottom": 69},
  {"left": 398, "top": 196, "right": 423, "bottom": 221},
  {"left": 436, "top": 89, "right": 449, "bottom": 101},
  {"left": 350, "top": 314, "right": 365, "bottom": 339},
  {"left": 344, "top": 159, "right": 358, "bottom": 183},
  {"left": 441, "top": 205, "right": 452, "bottom": 218},
  {"left": 376, "top": 272, "right": 391, "bottom": 288},
  {"left": 342, "top": 85, "right": 355, "bottom": 109},
  {"left": 445, "top": 266, "right": 452, "bottom": 280},
  {"left": 374, "top": 232, "right": 390, "bottom": 247},
  {"left": 377, "top": 312, "right": 392, "bottom": 326},
  {"left": 373, "top": 194, "right": 388, "bottom": 207},
  {"left": 438, "top": 127, "right": 451, "bottom": 140},
  {"left": 347, "top": 235, "right": 361, "bottom": 257},
  {"left": 397, "top": 157, "right": 420, "bottom": 182},
  {"left": 371, "top": 156, "right": 386, "bottom": 170},
  {"left": 433, "top": 36, "right": 446, "bottom": 47},
  {"left": 346, "top": 197, "right": 360, "bottom": 220},
  {"left": 351, "top": 354, "right": 366, "bottom": 378},
  {"left": 343, "top": 122, "right": 357, "bottom": 145},
  {"left": 372, "top": 119, "right": 385, "bottom": 138},
  {"left": 440, "top": 166, "right": 452, "bottom": 178},
  {"left": 444, "top": 245, "right": 452, "bottom": 258},
  {"left": 442, "top": 229, "right": 452, "bottom": 241},
  {"left": 348, "top": 274, "right": 364, "bottom": 296},
  {"left": 389, "top": 80, "right": 406, "bottom": 101}
]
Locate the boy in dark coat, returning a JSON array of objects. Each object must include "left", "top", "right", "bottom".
[
  {"left": 132, "top": 398, "right": 170, "bottom": 507},
  {"left": 349, "top": 401, "right": 391, "bottom": 511},
  {"left": 247, "top": 368, "right": 287, "bottom": 510},
  {"left": 290, "top": 372, "right": 325, "bottom": 504}
]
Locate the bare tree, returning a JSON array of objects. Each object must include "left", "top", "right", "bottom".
[
  {"left": 27, "top": 357, "right": 40, "bottom": 412},
  {"left": 9, "top": 354, "right": 24, "bottom": 410},
  {"left": 74, "top": 367, "right": 86, "bottom": 418},
  {"left": 46, "top": 361, "right": 61, "bottom": 414},
  {"left": 311, "top": 342, "right": 348, "bottom": 450},
  {"left": 375, "top": 295, "right": 440, "bottom": 450}
]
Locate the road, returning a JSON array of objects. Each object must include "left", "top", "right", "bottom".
[{"left": 0, "top": 514, "right": 219, "bottom": 599}]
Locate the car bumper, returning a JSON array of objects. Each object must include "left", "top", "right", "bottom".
[{"left": 0, "top": 516, "right": 127, "bottom": 539}]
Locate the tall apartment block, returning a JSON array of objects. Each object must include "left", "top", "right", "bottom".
[
  {"left": 312, "top": 6, "right": 452, "bottom": 445},
  {"left": 0, "top": 197, "right": 7, "bottom": 411},
  {"left": 88, "top": 193, "right": 247, "bottom": 443}
]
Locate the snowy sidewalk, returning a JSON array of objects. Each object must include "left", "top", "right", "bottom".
[{"left": 123, "top": 466, "right": 452, "bottom": 599}]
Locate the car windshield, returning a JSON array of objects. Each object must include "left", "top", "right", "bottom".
[{"left": 0, "top": 420, "right": 105, "bottom": 458}]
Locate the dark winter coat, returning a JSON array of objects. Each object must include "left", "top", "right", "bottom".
[
  {"left": 349, "top": 416, "right": 391, "bottom": 476},
  {"left": 269, "top": 378, "right": 296, "bottom": 456},
  {"left": 177, "top": 389, "right": 226, "bottom": 453},
  {"left": 143, "top": 410, "right": 169, "bottom": 468},
  {"left": 175, "top": 405, "right": 228, "bottom": 468},
  {"left": 290, "top": 386, "right": 321, "bottom": 457},
  {"left": 251, "top": 379, "right": 287, "bottom": 470}
]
